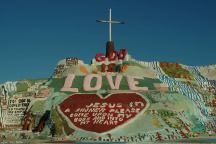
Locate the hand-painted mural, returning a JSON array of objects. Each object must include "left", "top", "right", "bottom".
[
  {"left": 0, "top": 52, "right": 216, "bottom": 143},
  {"left": 58, "top": 93, "right": 148, "bottom": 133}
]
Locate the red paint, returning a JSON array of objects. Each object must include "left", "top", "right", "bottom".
[
  {"left": 95, "top": 53, "right": 106, "bottom": 62},
  {"left": 118, "top": 49, "right": 128, "bottom": 60},
  {"left": 108, "top": 51, "right": 118, "bottom": 61},
  {"left": 59, "top": 93, "right": 148, "bottom": 133},
  {"left": 95, "top": 49, "right": 128, "bottom": 62}
]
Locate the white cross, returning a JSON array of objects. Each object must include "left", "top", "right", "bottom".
[{"left": 96, "top": 8, "right": 124, "bottom": 42}]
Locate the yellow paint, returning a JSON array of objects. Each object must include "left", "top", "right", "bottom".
[
  {"left": 151, "top": 117, "right": 162, "bottom": 128},
  {"left": 80, "top": 65, "right": 88, "bottom": 74},
  {"left": 121, "top": 64, "right": 128, "bottom": 72}
]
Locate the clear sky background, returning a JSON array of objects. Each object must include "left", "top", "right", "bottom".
[{"left": 0, "top": 0, "right": 216, "bottom": 83}]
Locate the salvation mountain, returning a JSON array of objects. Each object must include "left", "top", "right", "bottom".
[{"left": 0, "top": 48, "right": 216, "bottom": 143}]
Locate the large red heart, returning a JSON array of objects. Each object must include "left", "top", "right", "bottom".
[{"left": 58, "top": 93, "right": 148, "bottom": 133}]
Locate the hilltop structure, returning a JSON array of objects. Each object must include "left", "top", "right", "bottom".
[
  {"left": 93, "top": 8, "right": 128, "bottom": 73},
  {"left": 0, "top": 9, "right": 216, "bottom": 143}
]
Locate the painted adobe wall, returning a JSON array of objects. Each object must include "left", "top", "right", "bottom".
[{"left": 0, "top": 57, "right": 216, "bottom": 143}]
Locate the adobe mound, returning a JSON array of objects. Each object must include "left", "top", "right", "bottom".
[{"left": 0, "top": 54, "right": 216, "bottom": 143}]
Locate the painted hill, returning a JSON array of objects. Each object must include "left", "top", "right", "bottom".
[{"left": 0, "top": 54, "right": 216, "bottom": 143}]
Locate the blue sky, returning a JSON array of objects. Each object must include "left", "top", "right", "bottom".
[{"left": 0, "top": 0, "right": 216, "bottom": 83}]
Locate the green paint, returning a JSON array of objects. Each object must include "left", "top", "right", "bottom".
[{"left": 51, "top": 108, "right": 63, "bottom": 136}]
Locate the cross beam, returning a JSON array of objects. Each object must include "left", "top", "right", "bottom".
[{"left": 96, "top": 8, "right": 124, "bottom": 42}]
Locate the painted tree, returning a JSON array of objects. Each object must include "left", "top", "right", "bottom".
[
  {"left": 155, "top": 132, "right": 163, "bottom": 141},
  {"left": 50, "top": 122, "right": 56, "bottom": 137},
  {"left": 183, "top": 123, "right": 190, "bottom": 132},
  {"left": 22, "top": 111, "right": 33, "bottom": 131},
  {"left": 180, "top": 130, "right": 188, "bottom": 139},
  {"left": 32, "top": 110, "right": 50, "bottom": 132}
]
